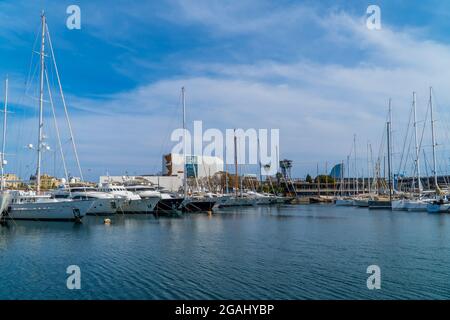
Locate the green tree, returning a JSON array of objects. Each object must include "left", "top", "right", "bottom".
[
  {"left": 314, "top": 175, "right": 336, "bottom": 184},
  {"left": 305, "top": 174, "right": 313, "bottom": 183}
]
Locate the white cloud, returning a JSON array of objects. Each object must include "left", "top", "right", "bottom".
[
  {"left": 6, "top": 3, "right": 450, "bottom": 179},
  {"left": 164, "top": 0, "right": 318, "bottom": 35}
]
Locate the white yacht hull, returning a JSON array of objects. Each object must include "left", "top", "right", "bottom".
[
  {"left": 255, "top": 197, "right": 274, "bottom": 205},
  {"left": 392, "top": 199, "right": 430, "bottom": 212},
  {"left": 406, "top": 201, "right": 429, "bottom": 212},
  {"left": 214, "top": 196, "right": 231, "bottom": 207},
  {"left": 335, "top": 199, "right": 353, "bottom": 206},
  {"left": 275, "top": 196, "right": 287, "bottom": 204},
  {"left": 117, "top": 198, "right": 159, "bottom": 214},
  {"left": 6, "top": 200, "right": 93, "bottom": 221},
  {"left": 391, "top": 200, "right": 408, "bottom": 211},
  {"left": 219, "top": 196, "right": 256, "bottom": 207},
  {"left": 352, "top": 199, "right": 369, "bottom": 207},
  {"left": 87, "top": 198, "right": 119, "bottom": 216},
  {"left": 0, "top": 192, "right": 11, "bottom": 217}
]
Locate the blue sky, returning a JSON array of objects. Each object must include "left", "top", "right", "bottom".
[{"left": 2, "top": 0, "right": 450, "bottom": 181}]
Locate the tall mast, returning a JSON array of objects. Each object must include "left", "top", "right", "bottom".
[
  {"left": 367, "top": 141, "right": 371, "bottom": 195},
  {"left": 387, "top": 119, "right": 392, "bottom": 203},
  {"left": 257, "top": 136, "right": 262, "bottom": 188},
  {"left": 412, "top": 92, "right": 422, "bottom": 192},
  {"left": 369, "top": 143, "right": 374, "bottom": 194},
  {"left": 225, "top": 163, "right": 229, "bottom": 194},
  {"left": 388, "top": 98, "right": 393, "bottom": 192},
  {"left": 385, "top": 98, "right": 392, "bottom": 193},
  {"left": 340, "top": 160, "right": 344, "bottom": 196},
  {"left": 353, "top": 134, "right": 358, "bottom": 195},
  {"left": 430, "top": 87, "right": 438, "bottom": 189},
  {"left": 1, "top": 76, "right": 8, "bottom": 191},
  {"left": 182, "top": 87, "right": 187, "bottom": 198},
  {"left": 36, "top": 12, "right": 46, "bottom": 194},
  {"left": 234, "top": 130, "right": 238, "bottom": 197},
  {"left": 346, "top": 155, "right": 350, "bottom": 196},
  {"left": 316, "top": 162, "right": 320, "bottom": 196}
]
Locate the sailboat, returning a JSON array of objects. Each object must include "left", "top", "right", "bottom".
[
  {"left": 1, "top": 12, "right": 93, "bottom": 221},
  {"left": 177, "top": 87, "right": 216, "bottom": 212},
  {"left": 392, "top": 92, "right": 419, "bottom": 211},
  {"left": 217, "top": 130, "right": 259, "bottom": 207},
  {"left": 425, "top": 87, "right": 450, "bottom": 213},
  {"left": 0, "top": 77, "right": 11, "bottom": 224},
  {"left": 368, "top": 99, "right": 393, "bottom": 210},
  {"left": 335, "top": 150, "right": 355, "bottom": 206},
  {"left": 391, "top": 92, "right": 433, "bottom": 211}
]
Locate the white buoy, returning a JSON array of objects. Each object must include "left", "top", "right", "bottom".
[{"left": 104, "top": 218, "right": 111, "bottom": 225}]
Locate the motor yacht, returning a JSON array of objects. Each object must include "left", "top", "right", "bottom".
[
  {"left": 97, "top": 183, "right": 158, "bottom": 214},
  {"left": 52, "top": 185, "right": 120, "bottom": 216}
]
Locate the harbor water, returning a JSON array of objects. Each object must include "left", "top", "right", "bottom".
[{"left": 1, "top": 204, "right": 450, "bottom": 299}]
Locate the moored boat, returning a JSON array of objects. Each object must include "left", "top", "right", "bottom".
[
  {"left": 2, "top": 13, "right": 94, "bottom": 222},
  {"left": 335, "top": 198, "right": 353, "bottom": 206},
  {"left": 352, "top": 198, "right": 369, "bottom": 207},
  {"left": 98, "top": 183, "right": 158, "bottom": 214},
  {"left": 181, "top": 197, "right": 216, "bottom": 212},
  {"left": 426, "top": 198, "right": 450, "bottom": 213},
  {"left": 52, "top": 186, "right": 120, "bottom": 216},
  {"left": 368, "top": 199, "right": 391, "bottom": 210},
  {"left": 123, "top": 183, "right": 181, "bottom": 214},
  {"left": 4, "top": 191, "right": 93, "bottom": 221}
]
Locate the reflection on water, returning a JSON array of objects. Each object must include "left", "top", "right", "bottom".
[{"left": 1, "top": 205, "right": 450, "bottom": 299}]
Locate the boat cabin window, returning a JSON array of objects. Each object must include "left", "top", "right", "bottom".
[{"left": 72, "top": 195, "right": 95, "bottom": 200}]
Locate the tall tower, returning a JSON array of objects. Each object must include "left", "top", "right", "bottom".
[{"left": 279, "top": 159, "right": 293, "bottom": 179}]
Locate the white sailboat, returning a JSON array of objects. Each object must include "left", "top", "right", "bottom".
[
  {"left": 0, "top": 77, "right": 11, "bottom": 224},
  {"left": 425, "top": 87, "right": 449, "bottom": 213},
  {"left": 177, "top": 87, "right": 216, "bottom": 212},
  {"left": 392, "top": 92, "right": 424, "bottom": 211},
  {"left": 3, "top": 12, "right": 93, "bottom": 221},
  {"left": 216, "top": 130, "right": 258, "bottom": 208}
]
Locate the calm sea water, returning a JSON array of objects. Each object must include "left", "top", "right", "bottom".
[{"left": 1, "top": 204, "right": 450, "bottom": 300}]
